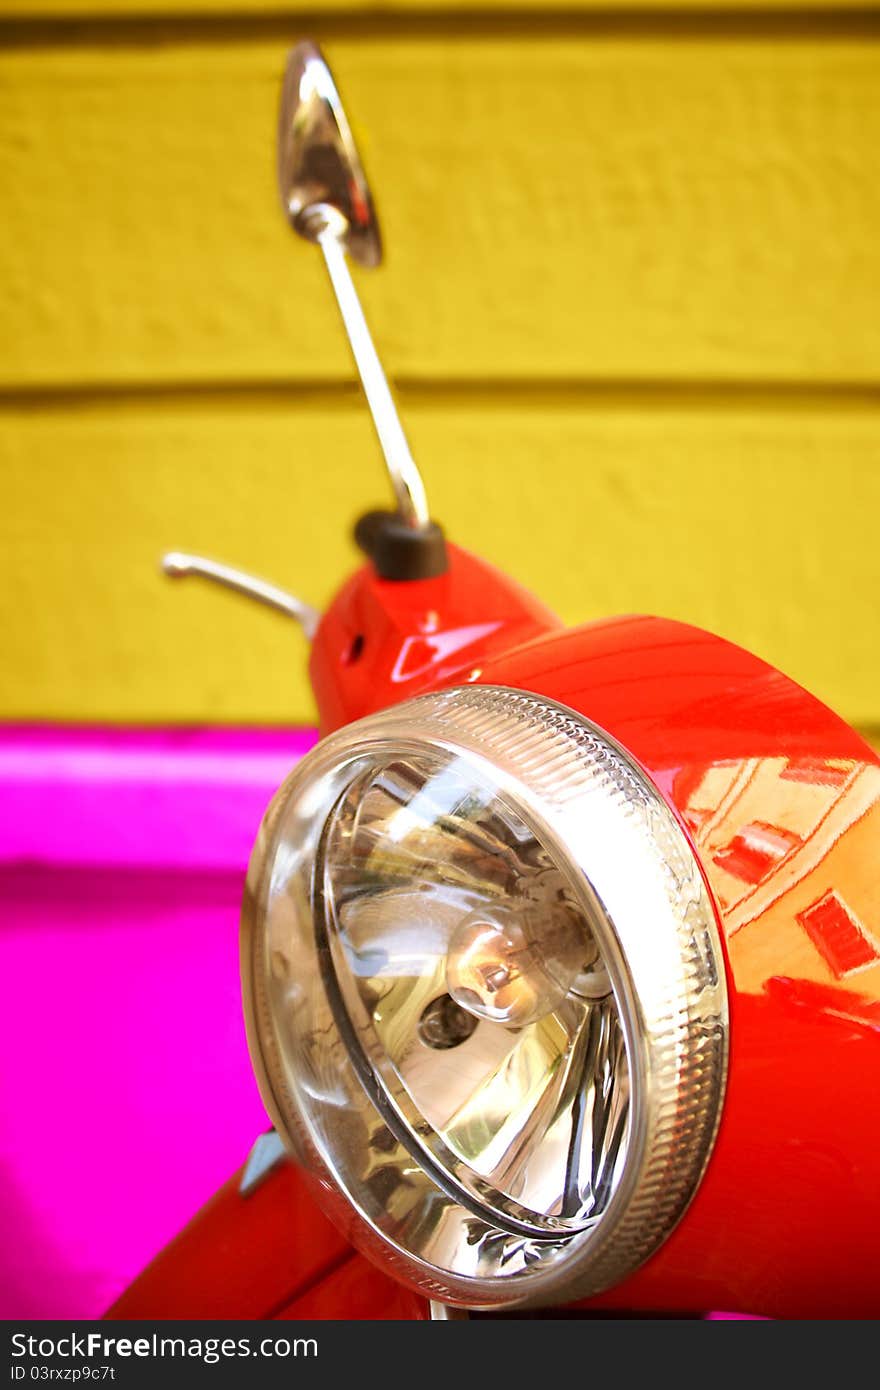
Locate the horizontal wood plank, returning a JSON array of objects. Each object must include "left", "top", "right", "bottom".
[
  {"left": 2, "top": 395, "right": 877, "bottom": 725},
  {"left": 1, "top": 36, "right": 879, "bottom": 387},
  {"left": 5, "top": 3, "right": 879, "bottom": 16}
]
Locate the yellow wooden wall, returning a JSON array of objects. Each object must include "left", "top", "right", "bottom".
[{"left": 2, "top": 6, "right": 879, "bottom": 731}]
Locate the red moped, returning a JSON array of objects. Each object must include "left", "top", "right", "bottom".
[{"left": 109, "top": 42, "right": 880, "bottom": 1322}]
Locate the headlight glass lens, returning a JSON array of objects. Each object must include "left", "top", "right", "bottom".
[
  {"left": 319, "top": 749, "right": 626, "bottom": 1234},
  {"left": 243, "top": 687, "right": 728, "bottom": 1308}
]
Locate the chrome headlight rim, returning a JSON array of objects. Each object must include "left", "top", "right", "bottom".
[{"left": 242, "top": 685, "right": 729, "bottom": 1309}]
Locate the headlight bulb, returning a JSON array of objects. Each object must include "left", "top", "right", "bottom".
[
  {"left": 446, "top": 909, "right": 563, "bottom": 1028},
  {"left": 446, "top": 902, "right": 605, "bottom": 1028}
]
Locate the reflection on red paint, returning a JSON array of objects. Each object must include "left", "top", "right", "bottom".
[
  {"left": 797, "top": 891, "right": 880, "bottom": 979},
  {"left": 781, "top": 757, "right": 851, "bottom": 788},
  {"left": 391, "top": 622, "right": 502, "bottom": 682},
  {"left": 713, "top": 820, "right": 800, "bottom": 885},
  {"left": 765, "top": 975, "right": 880, "bottom": 1031}
]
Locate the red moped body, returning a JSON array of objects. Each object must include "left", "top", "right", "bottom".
[{"left": 109, "top": 543, "right": 880, "bottom": 1320}]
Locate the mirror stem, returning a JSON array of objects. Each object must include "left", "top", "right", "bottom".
[{"left": 318, "top": 228, "right": 429, "bottom": 531}]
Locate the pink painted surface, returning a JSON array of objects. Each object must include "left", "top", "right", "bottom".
[{"left": 0, "top": 725, "right": 315, "bottom": 1320}]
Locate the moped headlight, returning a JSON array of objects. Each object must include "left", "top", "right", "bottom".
[{"left": 242, "top": 685, "right": 729, "bottom": 1308}]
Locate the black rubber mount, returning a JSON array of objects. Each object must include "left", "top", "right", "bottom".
[{"left": 354, "top": 510, "right": 448, "bottom": 581}]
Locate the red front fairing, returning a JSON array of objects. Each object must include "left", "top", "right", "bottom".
[
  {"left": 109, "top": 545, "right": 880, "bottom": 1320},
  {"left": 308, "top": 544, "right": 561, "bottom": 734},
  {"left": 106, "top": 1160, "right": 424, "bottom": 1321},
  {"left": 475, "top": 615, "right": 880, "bottom": 1319}
]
